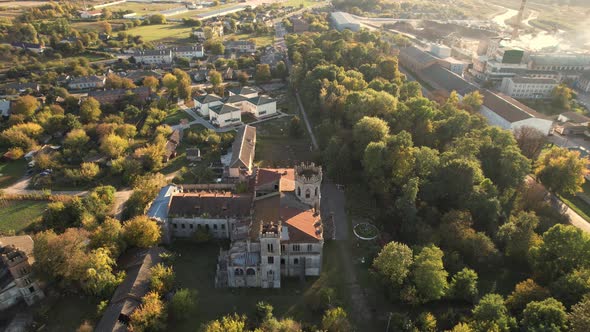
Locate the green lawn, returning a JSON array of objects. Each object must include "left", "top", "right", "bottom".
[
  {"left": 126, "top": 23, "right": 194, "bottom": 42},
  {"left": 35, "top": 294, "right": 100, "bottom": 332},
  {"left": 234, "top": 33, "right": 275, "bottom": 48},
  {"left": 169, "top": 240, "right": 348, "bottom": 330},
  {"left": 0, "top": 158, "right": 25, "bottom": 188},
  {"left": 164, "top": 108, "right": 194, "bottom": 125},
  {"left": 0, "top": 200, "right": 47, "bottom": 234}
]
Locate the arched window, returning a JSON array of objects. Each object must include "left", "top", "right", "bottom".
[
  {"left": 297, "top": 187, "right": 301, "bottom": 197},
  {"left": 294, "top": 258, "right": 299, "bottom": 265},
  {"left": 305, "top": 188, "right": 310, "bottom": 199},
  {"left": 315, "top": 187, "right": 318, "bottom": 197},
  {"left": 235, "top": 268, "right": 244, "bottom": 276},
  {"left": 246, "top": 268, "right": 256, "bottom": 276},
  {"left": 268, "top": 270, "right": 273, "bottom": 275}
]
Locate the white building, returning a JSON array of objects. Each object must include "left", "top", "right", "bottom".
[
  {"left": 210, "top": 104, "right": 242, "bottom": 128},
  {"left": 194, "top": 93, "right": 223, "bottom": 118},
  {"left": 224, "top": 40, "right": 256, "bottom": 54},
  {"left": 0, "top": 99, "right": 10, "bottom": 117},
  {"left": 500, "top": 76, "right": 558, "bottom": 99},
  {"left": 133, "top": 49, "right": 173, "bottom": 65},
  {"left": 79, "top": 10, "right": 102, "bottom": 19},
  {"left": 242, "top": 96, "right": 277, "bottom": 118},
  {"left": 479, "top": 91, "right": 553, "bottom": 135},
  {"left": 330, "top": 12, "right": 360, "bottom": 32},
  {"left": 67, "top": 75, "right": 106, "bottom": 90},
  {"left": 170, "top": 45, "right": 204, "bottom": 59},
  {"left": 228, "top": 86, "right": 258, "bottom": 99}
]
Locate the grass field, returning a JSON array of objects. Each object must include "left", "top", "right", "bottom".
[
  {"left": 126, "top": 23, "right": 194, "bottom": 42},
  {"left": 107, "top": 2, "right": 180, "bottom": 16},
  {"left": 254, "top": 116, "right": 315, "bottom": 168},
  {"left": 170, "top": 240, "right": 348, "bottom": 330},
  {"left": 0, "top": 200, "right": 47, "bottom": 234},
  {"left": 0, "top": 159, "right": 25, "bottom": 188},
  {"left": 235, "top": 33, "right": 275, "bottom": 47},
  {"left": 561, "top": 182, "right": 590, "bottom": 222},
  {"left": 164, "top": 107, "right": 194, "bottom": 125},
  {"left": 35, "top": 294, "right": 100, "bottom": 332}
]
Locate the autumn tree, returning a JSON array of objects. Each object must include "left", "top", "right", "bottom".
[
  {"left": 11, "top": 95, "right": 39, "bottom": 118},
  {"left": 100, "top": 134, "right": 129, "bottom": 159},
  {"left": 373, "top": 241, "right": 413, "bottom": 288},
  {"left": 498, "top": 211, "right": 541, "bottom": 263},
  {"left": 352, "top": 116, "right": 389, "bottom": 156},
  {"left": 412, "top": 244, "right": 448, "bottom": 302},
  {"left": 551, "top": 84, "right": 573, "bottom": 110},
  {"left": 255, "top": 64, "right": 271, "bottom": 83},
  {"left": 150, "top": 263, "right": 174, "bottom": 294},
  {"left": 535, "top": 147, "right": 588, "bottom": 196},
  {"left": 162, "top": 73, "right": 178, "bottom": 91},
  {"left": 202, "top": 314, "right": 247, "bottom": 332},
  {"left": 460, "top": 90, "right": 483, "bottom": 113},
  {"left": 143, "top": 76, "right": 159, "bottom": 92},
  {"left": 570, "top": 296, "right": 590, "bottom": 332},
  {"left": 322, "top": 307, "right": 352, "bottom": 332},
  {"left": 90, "top": 217, "right": 126, "bottom": 258},
  {"left": 209, "top": 70, "right": 222, "bottom": 91},
  {"left": 79, "top": 97, "right": 101, "bottom": 123},
  {"left": 129, "top": 291, "right": 167, "bottom": 332},
  {"left": 123, "top": 215, "right": 161, "bottom": 248},
  {"left": 506, "top": 279, "right": 551, "bottom": 313}
]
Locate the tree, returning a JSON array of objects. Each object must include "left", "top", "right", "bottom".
[
  {"left": 506, "top": 279, "right": 551, "bottom": 313},
  {"left": 530, "top": 224, "right": 590, "bottom": 282},
  {"left": 209, "top": 70, "right": 222, "bottom": 90},
  {"left": 448, "top": 268, "right": 478, "bottom": 303},
  {"left": 238, "top": 71, "right": 249, "bottom": 85},
  {"left": 149, "top": 13, "right": 166, "bottom": 25},
  {"left": 255, "top": 64, "right": 271, "bottom": 83},
  {"left": 535, "top": 147, "right": 588, "bottom": 196},
  {"left": 90, "top": 217, "right": 126, "bottom": 258},
  {"left": 79, "top": 97, "right": 101, "bottom": 123},
  {"left": 150, "top": 263, "right": 174, "bottom": 294},
  {"left": 377, "top": 57, "right": 399, "bottom": 81},
  {"left": 100, "top": 134, "right": 128, "bottom": 159},
  {"left": 143, "top": 76, "right": 159, "bottom": 92},
  {"left": 498, "top": 211, "right": 541, "bottom": 263},
  {"left": 322, "top": 307, "right": 352, "bottom": 332},
  {"left": 289, "top": 116, "right": 303, "bottom": 138},
  {"left": 162, "top": 73, "right": 178, "bottom": 91},
  {"left": 352, "top": 116, "right": 389, "bottom": 156},
  {"left": 178, "top": 78, "right": 192, "bottom": 101},
  {"left": 412, "top": 244, "right": 448, "bottom": 302},
  {"left": 202, "top": 314, "right": 247, "bottom": 332},
  {"left": 551, "top": 84, "right": 573, "bottom": 110},
  {"left": 11, "top": 95, "right": 39, "bottom": 118},
  {"left": 170, "top": 288, "right": 197, "bottom": 321},
  {"left": 274, "top": 61, "right": 288, "bottom": 80},
  {"left": 570, "top": 296, "right": 590, "bottom": 332},
  {"left": 82, "top": 248, "right": 125, "bottom": 297},
  {"left": 64, "top": 128, "right": 90, "bottom": 159},
  {"left": 470, "top": 294, "right": 516, "bottom": 332},
  {"left": 514, "top": 126, "right": 546, "bottom": 160},
  {"left": 129, "top": 291, "right": 167, "bottom": 332},
  {"left": 521, "top": 298, "right": 568, "bottom": 332},
  {"left": 373, "top": 241, "right": 413, "bottom": 287},
  {"left": 460, "top": 91, "right": 483, "bottom": 113},
  {"left": 123, "top": 215, "right": 161, "bottom": 248},
  {"left": 450, "top": 323, "right": 474, "bottom": 332}
]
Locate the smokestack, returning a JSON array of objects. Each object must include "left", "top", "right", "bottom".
[{"left": 512, "top": 0, "right": 528, "bottom": 39}]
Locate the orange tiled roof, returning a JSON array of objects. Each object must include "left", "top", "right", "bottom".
[
  {"left": 281, "top": 207, "right": 322, "bottom": 242},
  {"left": 256, "top": 168, "right": 295, "bottom": 192}
]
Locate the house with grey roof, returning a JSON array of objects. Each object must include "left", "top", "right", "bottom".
[
  {"left": 170, "top": 44, "right": 204, "bottom": 59},
  {"left": 210, "top": 104, "right": 242, "bottom": 128},
  {"left": 242, "top": 96, "right": 277, "bottom": 118},
  {"left": 133, "top": 49, "right": 173, "bottom": 65},
  {"left": 224, "top": 40, "right": 256, "bottom": 54},
  {"left": 194, "top": 93, "right": 223, "bottom": 117},
  {"left": 330, "top": 12, "right": 360, "bottom": 32},
  {"left": 479, "top": 90, "right": 553, "bottom": 135},
  {"left": 229, "top": 86, "right": 258, "bottom": 98},
  {"left": 229, "top": 125, "right": 256, "bottom": 178}
]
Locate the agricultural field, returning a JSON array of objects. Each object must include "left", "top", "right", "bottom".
[
  {"left": 125, "top": 23, "right": 194, "bottom": 42},
  {"left": 105, "top": 2, "right": 181, "bottom": 16},
  {"left": 0, "top": 159, "right": 25, "bottom": 188}
]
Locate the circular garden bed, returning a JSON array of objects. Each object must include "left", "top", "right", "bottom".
[{"left": 353, "top": 222, "right": 379, "bottom": 241}]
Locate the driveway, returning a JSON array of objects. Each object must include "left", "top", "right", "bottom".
[{"left": 320, "top": 180, "right": 348, "bottom": 240}]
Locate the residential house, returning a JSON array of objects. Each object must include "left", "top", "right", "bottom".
[
  {"left": 399, "top": 46, "right": 439, "bottom": 73},
  {"left": 290, "top": 17, "right": 309, "bottom": 33},
  {"left": 260, "top": 46, "right": 284, "bottom": 69},
  {"left": 2, "top": 82, "right": 39, "bottom": 94},
  {"left": 194, "top": 93, "right": 223, "bottom": 118},
  {"left": 224, "top": 40, "right": 256, "bottom": 54},
  {"left": 133, "top": 49, "right": 173, "bottom": 65},
  {"left": 229, "top": 125, "right": 256, "bottom": 178},
  {"left": 170, "top": 45, "right": 204, "bottom": 59},
  {"left": 500, "top": 76, "right": 558, "bottom": 99},
  {"left": 210, "top": 104, "right": 242, "bottom": 128},
  {"left": 0, "top": 236, "right": 45, "bottom": 310},
  {"left": 191, "top": 69, "right": 210, "bottom": 83},
  {"left": 95, "top": 247, "right": 166, "bottom": 332},
  {"left": 192, "top": 27, "right": 206, "bottom": 40},
  {"left": 555, "top": 111, "right": 590, "bottom": 135},
  {"left": 10, "top": 42, "right": 44, "bottom": 53},
  {"left": 186, "top": 148, "right": 201, "bottom": 161},
  {"left": 479, "top": 91, "right": 553, "bottom": 135},
  {"left": 88, "top": 86, "right": 151, "bottom": 105},
  {"left": 68, "top": 75, "right": 106, "bottom": 90}
]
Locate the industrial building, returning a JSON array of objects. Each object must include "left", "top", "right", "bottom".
[{"left": 330, "top": 12, "right": 360, "bottom": 32}]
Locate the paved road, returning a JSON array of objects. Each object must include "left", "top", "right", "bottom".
[
  {"left": 293, "top": 90, "right": 319, "bottom": 150},
  {"left": 320, "top": 181, "right": 348, "bottom": 240}
]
